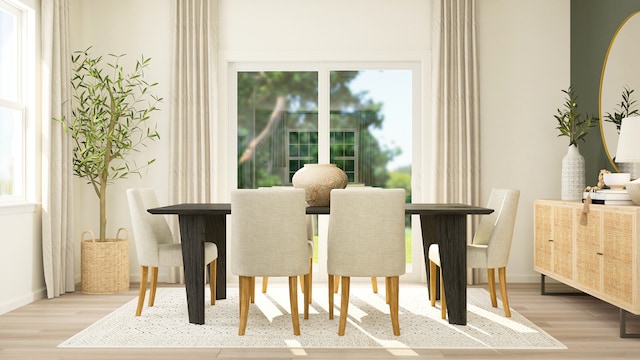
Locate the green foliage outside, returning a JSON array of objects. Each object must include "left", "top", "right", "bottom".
[
  {"left": 237, "top": 71, "right": 402, "bottom": 189},
  {"left": 239, "top": 70, "right": 414, "bottom": 264}
]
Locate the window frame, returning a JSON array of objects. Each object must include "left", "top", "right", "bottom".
[{"left": 0, "top": 0, "right": 37, "bottom": 208}]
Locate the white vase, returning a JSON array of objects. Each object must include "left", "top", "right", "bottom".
[
  {"left": 292, "top": 164, "right": 348, "bottom": 206},
  {"left": 561, "top": 145, "right": 585, "bottom": 200}
]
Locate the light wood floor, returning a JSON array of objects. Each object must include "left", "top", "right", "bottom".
[{"left": 1, "top": 282, "right": 639, "bottom": 359}]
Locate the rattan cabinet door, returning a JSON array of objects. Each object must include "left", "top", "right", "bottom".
[
  {"left": 552, "top": 205, "right": 575, "bottom": 281},
  {"left": 575, "top": 207, "right": 602, "bottom": 293},
  {"left": 534, "top": 202, "right": 554, "bottom": 273},
  {"left": 602, "top": 209, "right": 635, "bottom": 308}
]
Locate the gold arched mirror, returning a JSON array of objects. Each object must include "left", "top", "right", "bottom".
[{"left": 600, "top": 10, "right": 640, "bottom": 177}]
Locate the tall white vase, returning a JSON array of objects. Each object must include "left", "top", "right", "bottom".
[{"left": 561, "top": 145, "right": 585, "bottom": 200}]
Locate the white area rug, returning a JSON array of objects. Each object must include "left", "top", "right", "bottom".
[{"left": 59, "top": 286, "right": 566, "bottom": 349}]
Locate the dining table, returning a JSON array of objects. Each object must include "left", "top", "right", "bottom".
[{"left": 148, "top": 202, "right": 493, "bottom": 325}]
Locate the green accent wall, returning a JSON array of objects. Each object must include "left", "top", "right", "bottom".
[{"left": 571, "top": 0, "right": 640, "bottom": 184}]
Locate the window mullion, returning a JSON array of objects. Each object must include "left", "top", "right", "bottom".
[{"left": 317, "top": 67, "right": 330, "bottom": 164}]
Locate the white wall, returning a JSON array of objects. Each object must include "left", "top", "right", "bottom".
[
  {"left": 0, "top": 206, "right": 43, "bottom": 314},
  {"left": 477, "top": 0, "right": 570, "bottom": 281},
  {"left": 1, "top": 0, "right": 571, "bottom": 315}
]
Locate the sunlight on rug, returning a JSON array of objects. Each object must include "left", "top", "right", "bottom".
[{"left": 58, "top": 286, "right": 566, "bottom": 349}]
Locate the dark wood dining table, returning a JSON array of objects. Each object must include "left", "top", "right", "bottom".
[{"left": 148, "top": 203, "right": 493, "bottom": 325}]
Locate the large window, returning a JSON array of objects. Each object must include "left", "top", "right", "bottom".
[
  {"left": 0, "top": 0, "right": 33, "bottom": 204},
  {"left": 237, "top": 69, "right": 412, "bottom": 190},
  {"left": 235, "top": 66, "right": 416, "bottom": 277}
]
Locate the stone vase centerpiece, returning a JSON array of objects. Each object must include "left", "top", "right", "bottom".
[{"left": 292, "top": 164, "right": 348, "bottom": 206}]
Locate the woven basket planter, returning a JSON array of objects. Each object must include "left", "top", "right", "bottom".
[{"left": 81, "top": 227, "right": 130, "bottom": 294}]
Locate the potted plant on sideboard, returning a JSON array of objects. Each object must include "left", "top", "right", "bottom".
[
  {"left": 56, "top": 47, "right": 162, "bottom": 294},
  {"left": 554, "top": 86, "right": 597, "bottom": 201}
]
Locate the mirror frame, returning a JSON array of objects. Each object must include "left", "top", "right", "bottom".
[{"left": 599, "top": 10, "right": 640, "bottom": 172}]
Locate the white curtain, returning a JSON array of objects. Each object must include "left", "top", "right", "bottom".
[
  {"left": 169, "top": 0, "right": 218, "bottom": 281},
  {"left": 41, "top": 0, "right": 74, "bottom": 298},
  {"left": 170, "top": 0, "right": 217, "bottom": 203},
  {"left": 431, "top": 0, "right": 480, "bottom": 284},
  {"left": 430, "top": 0, "right": 480, "bottom": 205}
]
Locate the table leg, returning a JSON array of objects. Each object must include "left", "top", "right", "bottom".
[
  {"left": 178, "top": 214, "right": 228, "bottom": 325},
  {"left": 420, "top": 214, "right": 467, "bottom": 325},
  {"left": 206, "top": 214, "right": 227, "bottom": 300},
  {"left": 178, "top": 214, "right": 206, "bottom": 324}
]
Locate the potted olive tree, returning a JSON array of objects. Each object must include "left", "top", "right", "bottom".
[{"left": 56, "top": 47, "right": 162, "bottom": 293}]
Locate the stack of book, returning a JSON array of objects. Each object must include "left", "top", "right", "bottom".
[{"left": 583, "top": 189, "right": 634, "bottom": 205}]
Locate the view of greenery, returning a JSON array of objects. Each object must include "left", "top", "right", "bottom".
[
  {"left": 237, "top": 70, "right": 413, "bottom": 263},
  {"left": 237, "top": 70, "right": 408, "bottom": 193}
]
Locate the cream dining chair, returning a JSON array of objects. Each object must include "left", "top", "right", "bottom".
[
  {"left": 258, "top": 186, "right": 314, "bottom": 302},
  {"left": 261, "top": 215, "right": 314, "bottom": 295},
  {"left": 327, "top": 188, "right": 406, "bottom": 336},
  {"left": 428, "top": 188, "right": 520, "bottom": 318},
  {"left": 231, "top": 188, "right": 311, "bottom": 336},
  {"left": 126, "top": 188, "right": 218, "bottom": 316}
]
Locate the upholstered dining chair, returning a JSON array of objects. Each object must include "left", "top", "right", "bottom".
[
  {"left": 231, "top": 188, "right": 311, "bottom": 336},
  {"left": 327, "top": 188, "right": 406, "bottom": 336},
  {"left": 261, "top": 211, "right": 314, "bottom": 303},
  {"left": 126, "top": 188, "right": 219, "bottom": 316},
  {"left": 333, "top": 184, "right": 380, "bottom": 294},
  {"left": 428, "top": 188, "right": 520, "bottom": 318}
]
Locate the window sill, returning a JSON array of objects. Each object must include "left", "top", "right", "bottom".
[{"left": 0, "top": 203, "right": 38, "bottom": 216}]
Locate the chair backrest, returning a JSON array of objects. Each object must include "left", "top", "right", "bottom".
[
  {"left": 230, "top": 188, "right": 309, "bottom": 277},
  {"left": 472, "top": 188, "right": 520, "bottom": 267},
  {"left": 258, "top": 186, "right": 314, "bottom": 241},
  {"left": 126, "top": 188, "right": 175, "bottom": 267},
  {"left": 327, "top": 188, "right": 406, "bottom": 277}
]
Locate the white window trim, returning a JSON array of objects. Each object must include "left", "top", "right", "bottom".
[{"left": 0, "top": 0, "right": 38, "bottom": 209}]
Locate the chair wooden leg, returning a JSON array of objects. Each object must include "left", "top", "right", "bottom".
[
  {"left": 299, "top": 258, "right": 313, "bottom": 301},
  {"left": 440, "top": 270, "right": 447, "bottom": 319},
  {"left": 238, "top": 276, "right": 252, "bottom": 336},
  {"left": 429, "top": 260, "right": 437, "bottom": 306},
  {"left": 385, "top": 277, "right": 390, "bottom": 304},
  {"left": 334, "top": 275, "right": 340, "bottom": 293},
  {"left": 371, "top": 277, "right": 378, "bottom": 293},
  {"left": 262, "top": 277, "right": 268, "bottom": 293},
  {"left": 148, "top": 267, "right": 158, "bottom": 307},
  {"left": 487, "top": 268, "right": 498, "bottom": 307},
  {"left": 387, "top": 276, "right": 400, "bottom": 336},
  {"left": 135, "top": 266, "right": 149, "bottom": 316},
  {"left": 498, "top": 267, "right": 511, "bottom": 317},
  {"left": 288, "top": 276, "right": 301, "bottom": 336},
  {"left": 210, "top": 259, "right": 217, "bottom": 305},
  {"left": 303, "top": 273, "right": 310, "bottom": 319},
  {"left": 250, "top": 276, "right": 255, "bottom": 304},
  {"left": 308, "top": 258, "right": 313, "bottom": 302},
  {"left": 338, "top": 276, "right": 351, "bottom": 336},
  {"left": 328, "top": 274, "right": 335, "bottom": 319}
]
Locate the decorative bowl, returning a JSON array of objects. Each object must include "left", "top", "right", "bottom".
[
  {"left": 626, "top": 179, "right": 640, "bottom": 205},
  {"left": 603, "top": 172, "right": 631, "bottom": 190}
]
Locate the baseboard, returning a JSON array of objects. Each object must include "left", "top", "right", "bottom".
[{"left": 0, "top": 287, "right": 47, "bottom": 316}]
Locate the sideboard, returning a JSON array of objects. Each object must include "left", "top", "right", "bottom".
[{"left": 533, "top": 199, "right": 640, "bottom": 337}]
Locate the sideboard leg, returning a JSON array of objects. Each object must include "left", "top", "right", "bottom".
[
  {"left": 620, "top": 309, "right": 640, "bottom": 338},
  {"left": 540, "top": 274, "right": 584, "bottom": 296}
]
